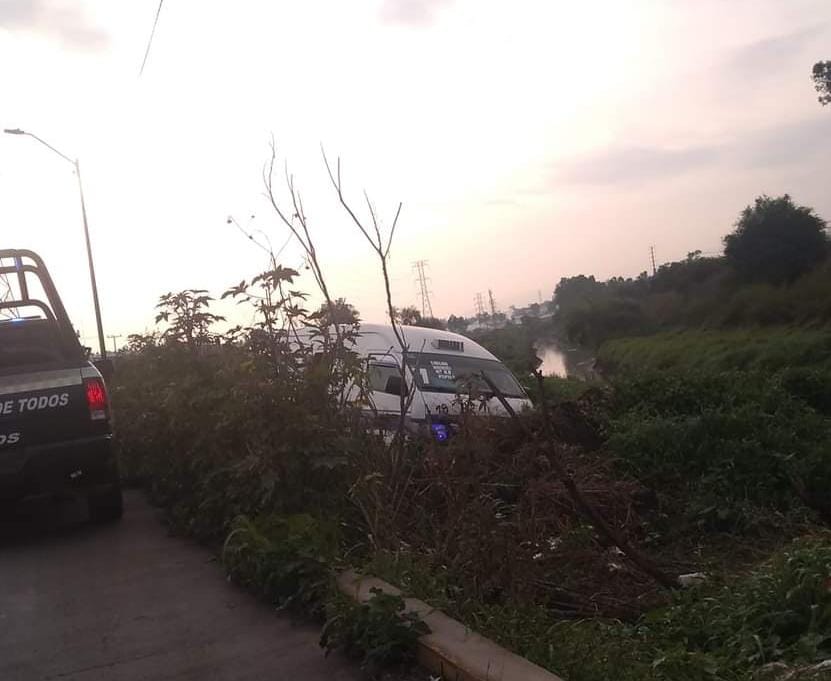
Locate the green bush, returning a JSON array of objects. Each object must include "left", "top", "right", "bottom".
[
  {"left": 648, "top": 538, "right": 831, "bottom": 678},
  {"left": 598, "top": 328, "right": 831, "bottom": 376},
  {"left": 222, "top": 513, "right": 340, "bottom": 616},
  {"left": 607, "top": 370, "right": 831, "bottom": 530},
  {"left": 320, "top": 588, "right": 429, "bottom": 669},
  {"left": 113, "top": 278, "right": 831, "bottom": 681},
  {"left": 112, "top": 343, "right": 360, "bottom": 541},
  {"left": 377, "top": 539, "right": 831, "bottom": 681},
  {"left": 527, "top": 375, "right": 597, "bottom": 404},
  {"left": 780, "top": 367, "right": 831, "bottom": 415}
]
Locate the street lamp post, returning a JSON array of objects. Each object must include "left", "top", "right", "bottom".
[{"left": 4, "top": 128, "right": 107, "bottom": 359}]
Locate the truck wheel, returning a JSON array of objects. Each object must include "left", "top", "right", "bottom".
[{"left": 88, "top": 485, "right": 124, "bottom": 522}]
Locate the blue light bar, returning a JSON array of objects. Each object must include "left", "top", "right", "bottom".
[{"left": 431, "top": 423, "right": 450, "bottom": 443}]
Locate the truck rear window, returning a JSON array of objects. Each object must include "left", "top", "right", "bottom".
[
  {"left": 0, "top": 318, "right": 77, "bottom": 369},
  {"left": 1, "top": 250, "right": 84, "bottom": 369}
]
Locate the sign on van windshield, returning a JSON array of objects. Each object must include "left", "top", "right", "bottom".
[
  {"left": 407, "top": 353, "right": 525, "bottom": 398},
  {"left": 429, "top": 360, "right": 454, "bottom": 382}
]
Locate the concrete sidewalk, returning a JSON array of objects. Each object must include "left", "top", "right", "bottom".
[{"left": 0, "top": 491, "right": 364, "bottom": 680}]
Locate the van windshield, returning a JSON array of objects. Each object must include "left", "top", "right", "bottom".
[{"left": 406, "top": 353, "right": 525, "bottom": 398}]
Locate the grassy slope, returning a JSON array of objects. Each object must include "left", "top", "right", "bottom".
[{"left": 598, "top": 326, "right": 831, "bottom": 374}]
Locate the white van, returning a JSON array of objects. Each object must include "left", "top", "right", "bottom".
[{"left": 299, "top": 323, "right": 532, "bottom": 439}]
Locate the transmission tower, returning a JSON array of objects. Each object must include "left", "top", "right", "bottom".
[
  {"left": 474, "top": 292, "right": 486, "bottom": 318},
  {"left": 413, "top": 260, "right": 434, "bottom": 319},
  {"left": 488, "top": 289, "right": 498, "bottom": 316},
  {"left": 650, "top": 246, "right": 657, "bottom": 276}
]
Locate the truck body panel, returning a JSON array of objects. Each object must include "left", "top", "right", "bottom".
[{"left": 0, "top": 250, "right": 120, "bottom": 515}]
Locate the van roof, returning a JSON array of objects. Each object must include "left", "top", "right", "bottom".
[{"left": 355, "top": 323, "right": 498, "bottom": 361}]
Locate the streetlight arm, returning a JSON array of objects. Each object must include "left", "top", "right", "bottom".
[
  {"left": 4, "top": 128, "right": 76, "bottom": 166},
  {"left": 4, "top": 126, "right": 107, "bottom": 359}
]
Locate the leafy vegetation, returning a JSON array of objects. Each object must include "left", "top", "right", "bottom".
[
  {"left": 115, "top": 302, "right": 831, "bottom": 680},
  {"left": 534, "top": 375, "right": 597, "bottom": 404},
  {"left": 608, "top": 368, "right": 831, "bottom": 529},
  {"left": 813, "top": 60, "right": 831, "bottom": 106},
  {"left": 368, "top": 535, "right": 831, "bottom": 681},
  {"left": 652, "top": 539, "right": 831, "bottom": 675},
  {"left": 551, "top": 257, "right": 831, "bottom": 351},
  {"left": 321, "top": 589, "right": 429, "bottom": 670},
  {"left": 533, "top": 195, "right": 830, "bottom": 351},
  {"left": 114, "top": 274, "right": 434, "bottom": 669},
  {"left": 154, "top": 289, "right": 225, "bottom": 348},
  {"left": 111, "top": 189, "right": 831, "bottom": 680},
  {"left": 724, "top": 195, "right": 828, "bottom": 285},
  {"left": 222, "top": 513, "right": 339, "bottom": 616},
  {"left": 469, "top": 321, "right": 542, "bottom": 376},
  {"left": 599, "top": 327, "right": 831, "bottom": 375}
]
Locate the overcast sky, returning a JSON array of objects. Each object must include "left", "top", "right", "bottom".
[{"left": 1, "top": 0, "right": 829, "bottom": 345}]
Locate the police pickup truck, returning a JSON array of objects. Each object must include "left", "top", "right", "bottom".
[{"left": 0, "top": 249, "right": 121, "bottom": 521}]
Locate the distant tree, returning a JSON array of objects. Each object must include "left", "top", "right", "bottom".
[
  {"left": 155, "top": 289, "right": 225, "bottom": 350},
  {"left": 125, "top": 332, "right": 158, "bottom": 353},
  {"left": 447, "top": 314, "right": 469, "bottom": 333},
  {"left": 392, "top": 305, "right": 446, "bottom": 329},
  {"left": 416, "top": 317, "right": 447, "bottom": 330},
  {"left": 650, "top": 255, "right": 726, "bottom": 294},
  {"left": 318, "top": 298, "right": 360, "bottom": 325},
  {"left": 491, "top": 311, "right": 508, "bottom": 326},
  {"left": 395, "top": 305, "right": 422, "bottom": 326},
  {"left": 723, "top": 195, "right": 828, "bottom": 284},
  {"left": 563, "top": 298, "right": 647, "bottom": 348},
  {"left": 553, "top": 275, "right": 603, "bottom": 309},
  {"left": 813, "top": 61, "right": 831, "bottom": 106}
]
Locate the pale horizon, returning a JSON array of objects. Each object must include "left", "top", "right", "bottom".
[{"left": 2, "top": 0, "right": 829, "bottom": 347}]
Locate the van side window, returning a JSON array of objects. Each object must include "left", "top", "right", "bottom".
[{"left": 368, "top": 363, "right": 405, "bottom": 395}]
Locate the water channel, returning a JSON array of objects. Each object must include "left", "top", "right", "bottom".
[{"left": 535, "top": 341, "right": 596, "bottom": 379}]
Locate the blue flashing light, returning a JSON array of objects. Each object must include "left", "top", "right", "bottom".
[{"left": 431, "top": 423, "right": 450, "bottom": 443}]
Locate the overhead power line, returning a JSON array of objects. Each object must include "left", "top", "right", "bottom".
[{"left": 139, "top": 0, "right": 166, "bottom": 77}]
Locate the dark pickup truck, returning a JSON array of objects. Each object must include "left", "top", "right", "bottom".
[{"left": 0, "top": 249, "right": 122, "bottom": 521}]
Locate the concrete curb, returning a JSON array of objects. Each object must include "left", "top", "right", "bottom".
[{"left": 336, "top": 570, "right": 563, "bottom": 681}]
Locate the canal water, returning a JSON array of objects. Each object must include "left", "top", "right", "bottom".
[{"left": 535, "top": 341, "right": 595, "bottom": 379}]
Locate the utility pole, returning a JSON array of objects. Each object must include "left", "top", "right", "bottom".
[
  {"left": 107, "top": 334, "right": 122, "bottom": 353},
  {"left": 4, "top": 128, "right": 107, "bottom": 359},
  {"left": 488, "top": 289, "right": 498, "bottom": 316},
  {"left": 650, "top": 246, "right": 657, "bottom": 276},
  {"left": 413, "top": 260, "right": 435, "bottom": 319},
  {"left": 474, "top": 292, "right": 486, "bottom": 319}
]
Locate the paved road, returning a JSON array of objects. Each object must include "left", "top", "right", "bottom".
[{"left": 0, "top": 491, "right": 364, "bottom": 681}]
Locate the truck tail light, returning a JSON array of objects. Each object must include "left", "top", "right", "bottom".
[{"left": 84, "top": 377, "right": 109, "bottom": 421}]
